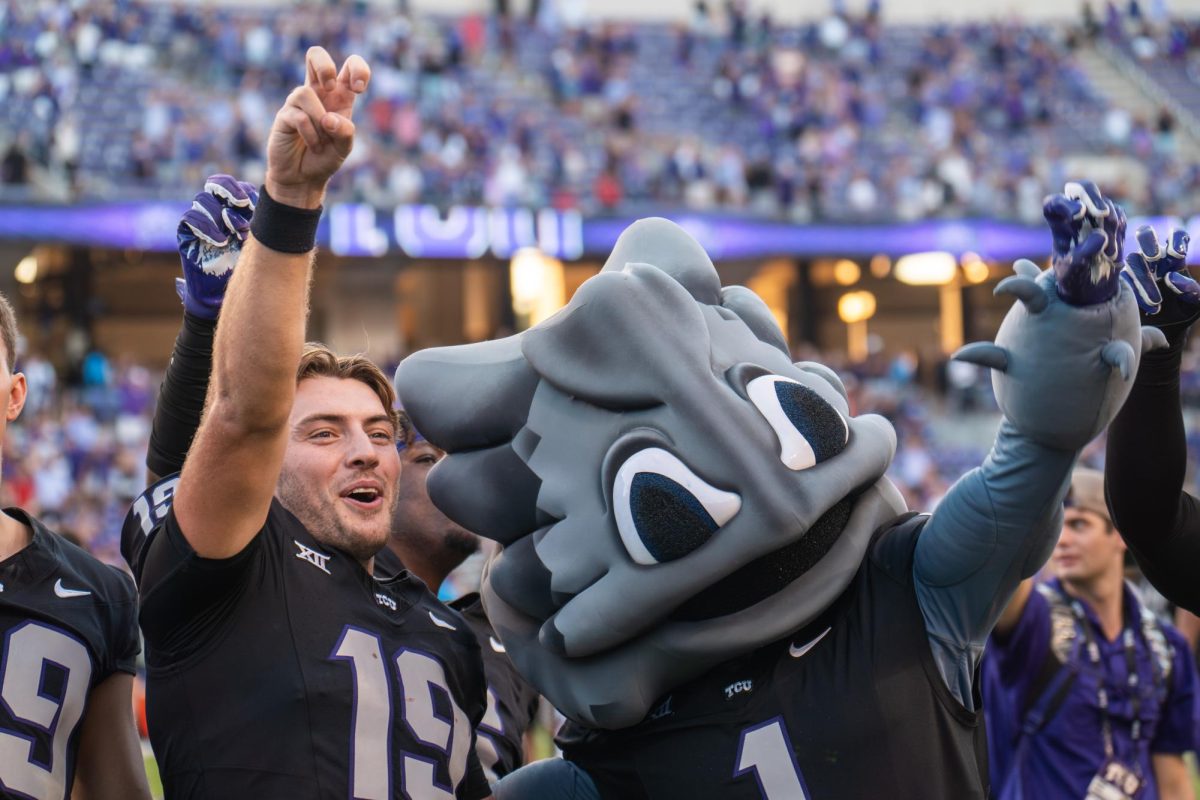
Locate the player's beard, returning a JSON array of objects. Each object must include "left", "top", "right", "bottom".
[{"left": 276, "top": 471, "right": 395, "bottom": 565}]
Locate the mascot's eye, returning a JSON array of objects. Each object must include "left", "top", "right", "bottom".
[
  {"left": 613, "top": 448, "right": 741, "bottom": 566},
  {"left": 748, "top": 375, "right": 848, "bottom": 470}
]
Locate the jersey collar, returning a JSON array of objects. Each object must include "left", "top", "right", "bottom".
[{"left": 0, "top": 507, "right": 60, "bottom": 588}]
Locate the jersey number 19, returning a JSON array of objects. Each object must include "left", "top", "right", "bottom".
[{"left": 333, "top": 626, "right": 473, "bottom": 800}]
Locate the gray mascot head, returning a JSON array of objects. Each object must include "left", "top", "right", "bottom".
[{"left": 396, "top": 219, "right": 908, "bottom": 728}]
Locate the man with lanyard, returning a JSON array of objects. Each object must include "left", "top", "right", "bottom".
[{"left": 985, "top": 466, "right": 1199, "bottom": 800}]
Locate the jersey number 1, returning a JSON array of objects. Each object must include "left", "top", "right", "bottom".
[
  {"left": 333, "top": 626, "right": 473, "bottom": 800},
  {"left": 735, "top": 717, "right": 810, "bottom": 800},
  {"left": 0, "top": 622, "right": 92, "bottom": 800}
]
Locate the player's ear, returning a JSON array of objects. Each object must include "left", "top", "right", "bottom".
[{"left": 5, "top": 372, "right": 25, "bottom": 422}]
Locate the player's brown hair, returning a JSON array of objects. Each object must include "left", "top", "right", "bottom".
[
  {"left": 0, "top": 290, "right": 19, "bottom": 373},
  {"left": 295, "top": 343, "right": 401, "bottom": 435},
  {"left": 395, "top": 408, "right": 416, "bottom": 447}
]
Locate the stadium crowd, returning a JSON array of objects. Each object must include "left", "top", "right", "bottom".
[{"left": 3, "top": 0, "right": 1200, "bottom": 222}]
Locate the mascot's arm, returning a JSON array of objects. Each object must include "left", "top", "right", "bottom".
[
  {"left": 1106, "top": 224, "right": 1200, "bottom": 615},
  {"left": 914, "top": 181, "right": 1149, "bottom": 709},
  {"left": 915, "top": 426, "right": 1073, "bottom": 708}
]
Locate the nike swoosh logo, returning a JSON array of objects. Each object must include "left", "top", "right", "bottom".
[
  {"left": 789, "top": 626, "right": 831, "bottom": 659},
  {"left": 489, "top": 636, "right": 506, "bottom": 653},
  {"left": 54, "top": 579, "right": 91, "bottom": 599},
  {"left": 429, "top": 612, "right": 457, "bottom": 631}
]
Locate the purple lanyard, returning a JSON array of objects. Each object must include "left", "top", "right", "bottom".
[{"left": 1067, "top": 597, "right": 1161, "bottom": 765}]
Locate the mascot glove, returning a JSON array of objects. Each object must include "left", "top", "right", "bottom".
[
  {"left": 1121, "top": 224, "right": 1199, "bottom": 347},
  {"left": 1045, "top": 179, "right": 1126, "bottom": 307},
  {"left": 175, "top": 175, "right": 258, "bottom": 320}
]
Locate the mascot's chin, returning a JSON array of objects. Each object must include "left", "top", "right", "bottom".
[{"left": 397, "top": 218, "right": 907, "bottom": 727}]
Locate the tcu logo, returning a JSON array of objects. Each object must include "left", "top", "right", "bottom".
[{"left": 724, "top": 680, "right": 754, "bottom": 700}]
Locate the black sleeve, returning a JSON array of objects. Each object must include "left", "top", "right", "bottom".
[
  {"left": 147, "top": 312, "right": 215, "bottom": 479},
  {"left": 1106, "top": 338, "right": 1200, "bottom": 614},
  {"left": 128, "top": 490, "right": 265, "bottom": 660},
  {"left": 107, "top": 568, "right": 141, "bottom": 677}
]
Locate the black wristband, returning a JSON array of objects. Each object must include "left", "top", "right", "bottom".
[{"left": 250, "top": 185, "right": 322, "bottom": 253}]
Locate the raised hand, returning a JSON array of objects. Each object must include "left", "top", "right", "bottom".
[
  {"left": 265, "top": 46, "right": 371, "bottom": 209},
  {"left": 1045, "top": 180, "right": 1126, "bottom": 307},
  {"left": 1120, "top": 224, "right": 1199, "bottom": 345},
  {"left": 176, "top": 175, "right": 258, "bottom": 320}
]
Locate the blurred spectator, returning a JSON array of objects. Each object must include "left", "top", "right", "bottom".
[
  {"left": 983, "top": 468, "right": 1200, "bottom": 800},
  {"left": 1, "top": 137, "right": 28, "bottom": 185}
]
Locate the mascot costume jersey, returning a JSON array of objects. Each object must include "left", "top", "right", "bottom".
[{"left": 395, "top": 182, "right": 1158, "bottom": 799}]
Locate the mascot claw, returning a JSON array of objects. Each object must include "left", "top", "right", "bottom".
[
  {"left": 1141, "top": 326, "right": 1168, "bottom": 353},
  {"left": 994, "top": 275, "right": 1048, "bottom": 314},
  {"left": 953, "top": 342, "right": 1009, "bottom": 373},
  {"left": 1013, "top": 258, "right": 1042, "bottom": 279},
  {"left": 1100, "top": 340, "right": 1136, "bottom": 381}
]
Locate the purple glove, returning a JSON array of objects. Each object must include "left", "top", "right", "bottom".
[
  {"left": 176, "top": 175, "right": 258, "bottom": 319},
  {"left": 1044, "top": 179, "right": 1125, "bottom": 307},
  {"left": 1120, "top": 224, "right": 1198, "bottom": 345}
]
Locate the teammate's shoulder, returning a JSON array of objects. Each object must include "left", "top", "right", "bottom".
[
  {"left": 868, "top": 511, "right": 930, "bottom": 576},
  {"left": 448, "top": 591, "right": 484, "bottom": 620},
  {"left": 18, "top": 508, "right": 136, "bottom": 605},
  {"left": 416, "top": 591, "right": 481, "bottom": 653},
  {"left": 448, "top": 592, "right": 500, "bottom": 644}
]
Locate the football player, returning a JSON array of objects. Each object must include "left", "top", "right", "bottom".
[
  {"left": 376, "top": 421, "right": 541, "bottom": 782},
  {"left": 0, "top": 292, "right": 151, "bottom": 799},
  {"left": 119, "top": 48, "right": 492, "bottom": 799},
  {"left": 1107, "top": 223, "right": 1200, "bottom": 614}
]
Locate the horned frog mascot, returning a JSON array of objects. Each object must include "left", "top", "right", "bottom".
[{"left": 395, "top": 182, "right": 1159, "bottom": 799}]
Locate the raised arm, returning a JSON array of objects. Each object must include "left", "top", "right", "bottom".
[
  {"left": 145, "top": 176, "right": 257, "bottom": 485},
  {"left": 172, "top": 47, "right": 370, "bottom": 559},
  {"left": 913, "top": 182, "right": 1151, "bottom": 707},
  {"left": 1106, "top": 225, "right": 1200, "bottom": 614}
]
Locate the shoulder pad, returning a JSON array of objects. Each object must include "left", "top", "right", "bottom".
[{"left": 121, "top": 473, "right": 180, "bottom": 579}]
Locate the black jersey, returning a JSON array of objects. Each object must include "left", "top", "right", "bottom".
[
  {"left": 373, "top": 549, "right": 540, "bottom": 781},
  {"left": 121, "top": 476, "right": 491, "bottom": 800},
  {"left": 0, "top": 508, "right": 139, "bottom": 800},
  {"left": 557, "top": 516, "right": 988, "bottom": 800},
  {"left": 449, "top": 594, "right": 540, "bottom": 781}
]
